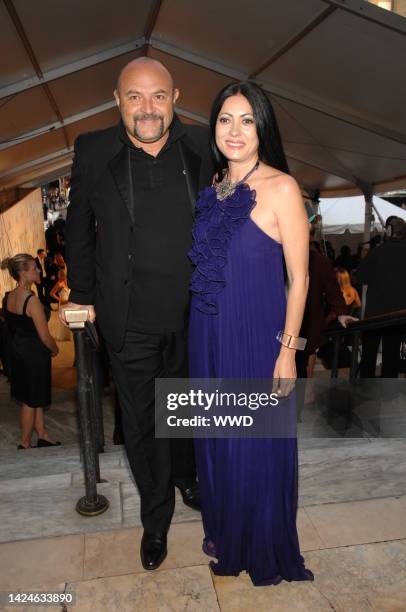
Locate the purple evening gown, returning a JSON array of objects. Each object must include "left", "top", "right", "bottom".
[{"left": 188, "top": 182, "right": 313, "bottom": 586}]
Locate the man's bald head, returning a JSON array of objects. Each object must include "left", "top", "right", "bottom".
[
  {"left": 114, "top": 56, "right": 179, "bottom": 148},
  {"left": 116, "top": 57, "right": 174, "bottom": 94}
]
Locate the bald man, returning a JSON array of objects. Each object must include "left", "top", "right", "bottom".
[{"left": 63, "top": 58, "right": 214, "bottom": 569}]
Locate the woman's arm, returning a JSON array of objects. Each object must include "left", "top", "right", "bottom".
[
  {"left": 270, "top": 175, "right": 309, "bottom": 380},
  {"left": 27, "top": 297, "right": 59, "bottom": 356},
  {"left": 49, "top": 281, "right": 61, "bottom": 302}
]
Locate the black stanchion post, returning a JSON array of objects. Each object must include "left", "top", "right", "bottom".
[
  {"left": 331, "top": 336, "right": 340, "bottom": 378},
  {"left": 66, "top": 310, "right": 109, "bottom": 517},
  {"left": 83, "top": 333, "right": 101, "bottom": 484},
  {"left": 350, "top": 331, "right": 360, "bottom": 380},
  {"left": 90, "top": 346, "right": 105, "bottom": 453}
]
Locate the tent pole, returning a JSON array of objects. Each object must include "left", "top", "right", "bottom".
[
  {"left": 361, "top": 187, "right": 374, "bottom": 319},
  {"left": 362, "top": 187, "right": 373, "bottom": 246}
]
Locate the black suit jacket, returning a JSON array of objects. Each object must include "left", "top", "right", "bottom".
[
  {"left": 34, "top": 257, "right": 44, "bottom": 283},
  {"left": 65, "top": 118, "right": 214, "bottom": 351}
]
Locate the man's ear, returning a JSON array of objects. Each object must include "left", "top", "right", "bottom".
[
  {"left": 173, "top": 88, "right": 180, "bottom": 105},
  {"left": 114, "top": 89, "right": 120, "bottom": 108}
]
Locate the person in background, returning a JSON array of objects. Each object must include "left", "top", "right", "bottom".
[
  {"left": 357, "top": 217, "right": 406, "bottom": 377},
  {"left": 34, "top": 248, "right": 47, "bottom": 304},
  {"left": 296, "top": 228, "right": 357, "bottom": 379},
  {"left": 334, "top": 245, "right": 353, "bottom": 272},
  {"left": 54, "top": 252, "right": 66, "bottom": 274},
  {"left": 50, "top": 269, "right": 71, "bottom": 342},
  {"left": 324, "top": 240, "right": 335, "bottom": 264},
  {"left": 43, "top": 252, "right": 59, "bottom": 306},
  {"left": 0, "top": 296, "right": 12, "bottom": 380},
  {"left": 45, "top": 223, "right": 59, "bottom": 257},
  {"left": 336, "top": 267, "right": 361, "bottom": 316},
  {"left": 1, "top": 254, "right": 60, "bottom": 449},
  {"left": 56, "top": 233, "right": 65, "bottom": 259}
]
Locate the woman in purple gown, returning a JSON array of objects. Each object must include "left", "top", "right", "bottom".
[{"left": 188, "top": 82, "right": 314, "bottom": 586}]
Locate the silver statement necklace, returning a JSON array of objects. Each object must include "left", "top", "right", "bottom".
[{"left": 215, "top": 159, "right": 259, "bottom": 201}]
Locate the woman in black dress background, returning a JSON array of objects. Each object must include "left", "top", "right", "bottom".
[{"left": 1, "top": 254, "right": 60, "bottom": 449}]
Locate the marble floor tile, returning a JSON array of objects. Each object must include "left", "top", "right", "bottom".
[
  {"left": 298, "top": 439, "right": 406, "bottom": 505},
  {"left": 67, "top": 565, "right": 220, "bottom": 611},
  {"left": 84, "top": 521, "right": 206, "bottom": 580},
  {"left": 305, "top": 539, "right": 406, "bottom": 612},
  {"left": 297, "top": 508, "right": 324, "bottom": 551},
  {"left": 84, "top": 527, "right": 142, "bottom": 580},
  {"left": 212, "top": 572, "right": 330, "bottom": 612},
  {"left": 0, "top": 483, "right": 122, "bottom": 543},
  {"left": 305, "top": 495, "right": 406, "bottom": 548},
  {"left": 0, "top": 534, "right": 84, "bottom": 590},
  {"left": 213, "top": 539, "right": 406, "bottom": 612},
  {"left": 1, "top": 584, "right": 69, "bottom": 612}
]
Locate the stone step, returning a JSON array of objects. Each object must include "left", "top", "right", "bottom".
[
  {"left": 2, "top": 438, "right": 406, "bottom": 546},
  {"left": 0, "top": 444, "right": 126, "bottom": 480}
]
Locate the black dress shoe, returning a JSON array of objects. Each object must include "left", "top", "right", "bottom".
[
  {"left": 37, "top": 438, "right": 61, "bottom": 447},
  {"left": 175, "top": 480, "right": 201, "bottom": 511},
  {"left": 140, "top": 531, "right": 167, "bottom": 570}
]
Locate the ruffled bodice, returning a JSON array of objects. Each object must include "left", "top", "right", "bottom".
[{"left": 188, "top": 182, "right": 256, "bottom": 314}]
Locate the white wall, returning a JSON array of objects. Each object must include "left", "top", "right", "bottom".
[{"left": 0, "top": 189, "right": 45, "bottom": 300}]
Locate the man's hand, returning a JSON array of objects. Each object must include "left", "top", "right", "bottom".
[
  {"left": 59, "top": 302, "right": 96, "bottom": 328},
  {"left": 338, "top": 315, "right": 358, "bottom": 328}
]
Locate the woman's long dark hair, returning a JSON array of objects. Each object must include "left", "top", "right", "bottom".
[{"left": 210, "top": 81, "right": 290, "bottom": 181}]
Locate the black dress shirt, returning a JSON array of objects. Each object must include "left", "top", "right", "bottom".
[
  {"left": 356, "top": 239, "right": 406, "bottom": 317},
  {"left": 119, "top": 118, "right": 194, "bottom": 332}
]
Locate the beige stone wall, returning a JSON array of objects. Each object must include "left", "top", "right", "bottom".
[
  {"left": 0, "top": 189, "right": 45, "bottom": 300},
  {"left": 394, "top": 0, "right": 406, "bottom": 16},
  {"left": 368, "top": 0, "right": 406, "bottom": 15}
]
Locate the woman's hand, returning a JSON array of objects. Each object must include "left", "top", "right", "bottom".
[
  {"left": 51, "top": 347, "right": 59, "bottom": 358},
  {"left": 272, "top": 346, "right": 297, "bottom": 397}
]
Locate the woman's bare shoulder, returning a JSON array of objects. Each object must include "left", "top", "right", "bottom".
[
  {"left": 256, "top": 169, "right": 301, "bottom": 209},
  {"left": 26, "top": 294, "right": 43, "bottom": 314},
  {"left": 267, "top": 171, "right": 299, "bottom": 192}
]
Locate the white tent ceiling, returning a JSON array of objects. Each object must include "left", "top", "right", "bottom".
[
  {"left": 0, "top": 0, "right": 406, "bottom": 197},
  {"left": 319, "top": 194, "right": 406, "bottom": 233}
]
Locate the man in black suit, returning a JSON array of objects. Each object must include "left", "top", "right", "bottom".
[
  {"left": 358, "top": 217, "right": 406, "bottom": 377},
  {"left": 34, "top": 249, "right": 48, "bottom": 304},
  {"left": 61, "top": 57, "right": 213, "bottom": 570}
]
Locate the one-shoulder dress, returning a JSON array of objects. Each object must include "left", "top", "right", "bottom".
[{"left": 188, "top": 182, "right": 312, "bottom": 586}]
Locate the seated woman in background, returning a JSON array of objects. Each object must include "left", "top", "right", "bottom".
[
  {"left": 1, "top": 254, "right": 61, "bottom": 449},
  {"left": 50, "top": 269, "right": 71, "bottom": 342},
  {"left": 336, "top": 267, "right": 361, "bottom": 316}
]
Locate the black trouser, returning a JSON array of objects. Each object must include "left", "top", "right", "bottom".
[
  {"left": 360, "top": 326, "right": 404, "bottom": 378},
  {"left": 35, "top": 281, "right": 47, "bottom": 304},
  {"left": 295, "top": 350, "right": 310, "bottom": 379},
  {"left": 107, "top": 329, "right": 196, "bottom": 534}
]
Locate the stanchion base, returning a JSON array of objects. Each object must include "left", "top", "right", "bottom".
[{"left": 76, "top": 495, "right": 110, "bottom": 516}]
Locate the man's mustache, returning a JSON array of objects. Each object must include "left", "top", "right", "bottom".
[{"left": 133, "top": 113, "right": 163, "bottom": 121}]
